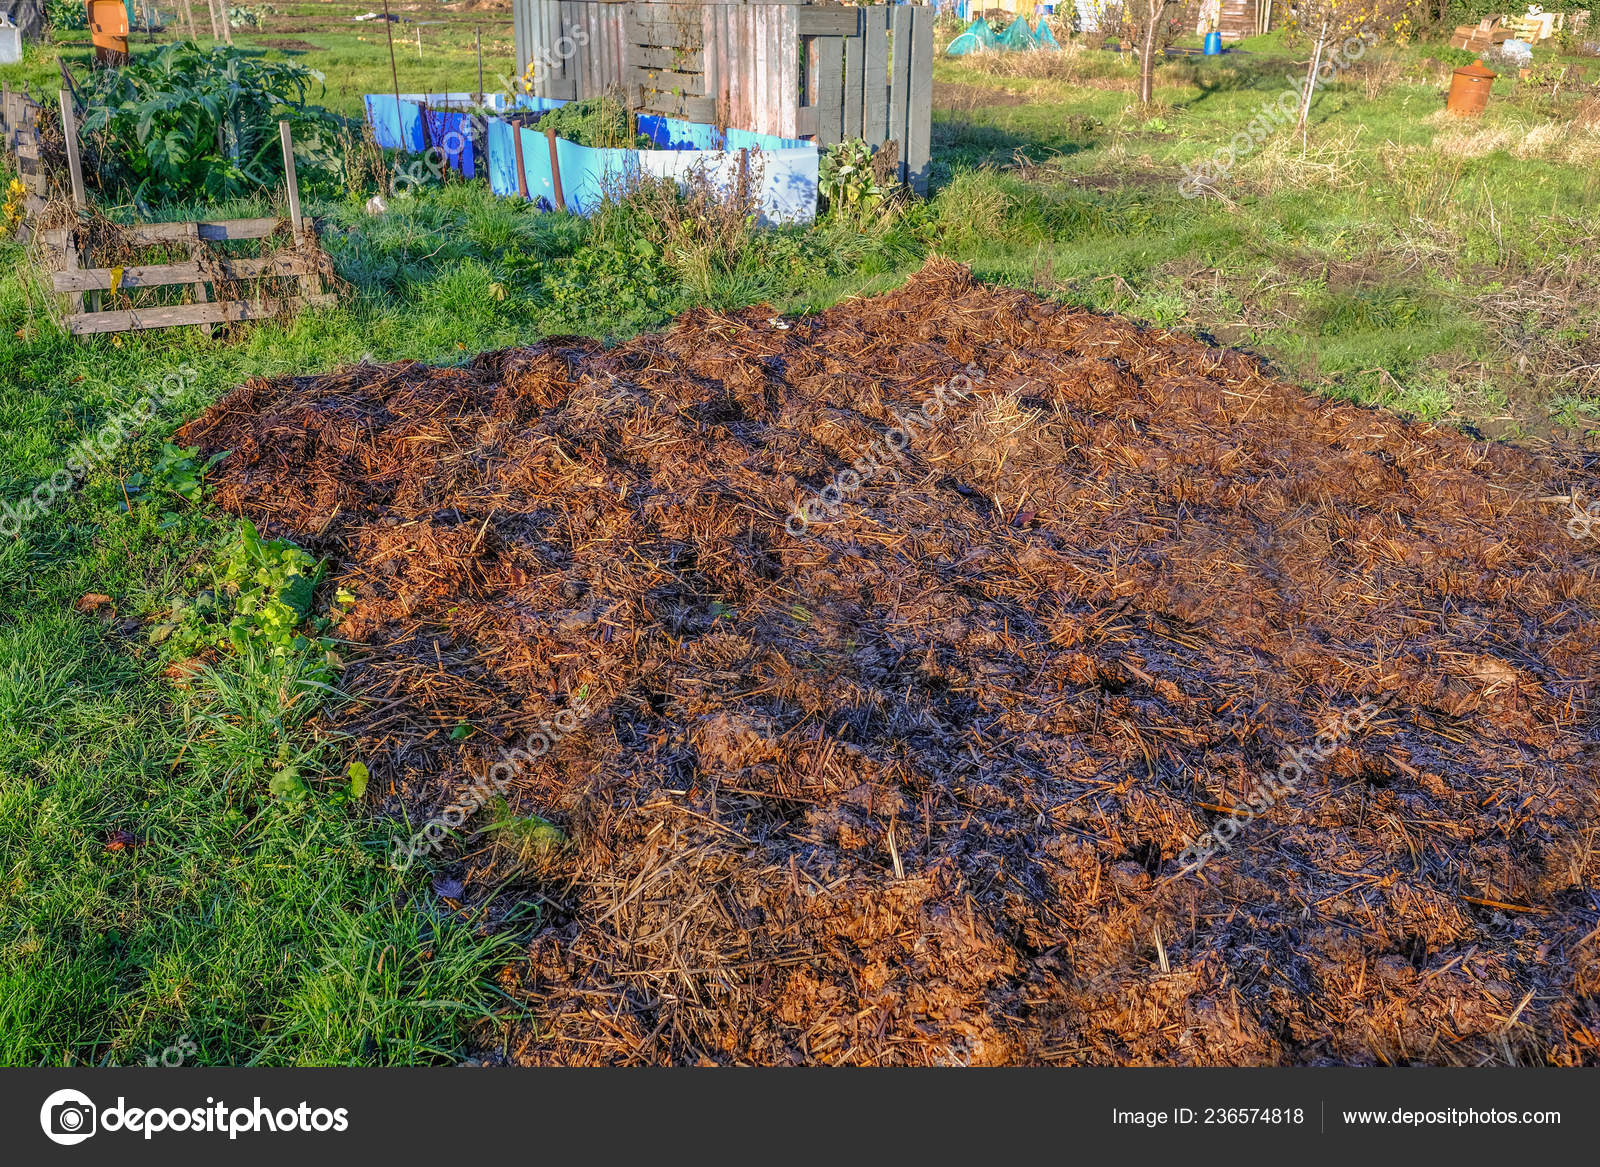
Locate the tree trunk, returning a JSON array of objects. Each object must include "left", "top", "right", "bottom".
[
  {"left": 1296, "top": 21, "right": 1328, "bottom": 137},
  {"left": 1139, "top": 0, "right": 1162, "bottom": 106}
]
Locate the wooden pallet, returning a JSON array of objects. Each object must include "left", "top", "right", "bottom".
[
  {"left": 0, "top": 82, "right": 52, "bottom": 242},
  {"left": 30, "top": 92, "right": 334, "bottom": 338}
]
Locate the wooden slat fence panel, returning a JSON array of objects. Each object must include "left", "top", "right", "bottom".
[{"left": 862, "top": 6, "right": 889, "bottom": 145}]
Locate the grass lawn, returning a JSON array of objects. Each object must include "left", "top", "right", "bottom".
[{"left": 1, "top": 7, "right": 1597, "bottom": 1065}]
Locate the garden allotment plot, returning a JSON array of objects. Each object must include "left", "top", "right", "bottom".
[{"left": 176, "top": 260, "right": 1600, "bottom": 1066}]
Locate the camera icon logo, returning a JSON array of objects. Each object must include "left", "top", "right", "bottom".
[{"left": 39, "top": 1089, "right": 97, "bottom": 1146}]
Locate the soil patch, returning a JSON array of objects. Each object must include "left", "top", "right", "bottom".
[
  {"left": 179, "top": 260, "right": 1600, "bottom": 1066},
  {"left": 933, "top": 80, "right": 1031, "bottom": 109}
]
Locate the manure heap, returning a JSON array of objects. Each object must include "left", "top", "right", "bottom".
[{"left": 181, "top": 260, "right": 1600, "bottom": 1066}]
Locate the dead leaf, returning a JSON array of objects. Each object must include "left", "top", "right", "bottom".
[
  {"left": 75, "top": 593, "right": 114, "bottom": 613},
  {"left": 104, "top": 829, "right": 137, "bottom": 852}
]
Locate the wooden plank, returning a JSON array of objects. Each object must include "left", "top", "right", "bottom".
[
  {"left": 843, "top": 22, "right": 864, "bottom": 142},
  {"left": 719, "top": 3, "right": 733, "bottom": 129},
  {"left": 613, "top": 7, "right": 627, "bottom": 91},
  {"left": 512, "top": 0, "right": 527, "bottom": 77},
  {"left": 806, "top": 33, "right": 817, "bottom": 107},
  {"left": 61, "top": 234, "right": 85, "bottom": 316},
  {"left": 625, "top": 12, "right": 700, "bottom": 49},
  {"left": 629, "top": 67, "right": 706, "bottom": 97},
  {"left": 635, "top": 92, "right": 716, "bottom": 122},
  {"left": 888, "top": 5, "right": 912, "bottom": 183},
  {"left": 582, "top": 0, "right": 600, "bottom": 96},
  {"left": 795, "top": 107, "right": 818, "bottom": 138},
  {"left": 531, "top": 0, "right": 544, "bottom": 84},
  {"left": 58, "top": 90, "right": 86, "bottom": 208},
  {"left": 734, "top": 4, "right": 749, "bottom": 130},
  {"left": 779, "top": 5, "right": 799, "bottom": 140},
  {"left": 796, "top": 8, "right": 861, "bottom": 37},
  {"left": 567, "top": 0, "right": 582, "bottom": 94},
  {"left": 53, "top": 254, "right": 312, "bottom": 293},
  {"left": 279, "top": 121, "right": 303, "bottom": 239},
  {"left": 66, "top": 294, "right": 338, "bottom": 337},
  {"left": 706, "top": 3, "right": 726, "bottom": 129},
  {"left": 125, "top": 218, "right": 282, "bottom": 245},
  {"left": 542, "top": 0, "right": 559, "bottom": 96},
  {"left": 906, "top": 5, "right": 933, "bottom": 194},
  {"left": 817, "top": 36, "right": 843, "bottom": 146},
  {"left": 862, "top": 5, "right": 889, "bottom": 145},
  {"left": 562, "top": 0, "right": 584, "bottom": 97},
  {"left": 754, "top": 6, "right": 770, "bottom": 136},
  {"left": 700, "top": 5, "right": 717, "bottom": 124}
]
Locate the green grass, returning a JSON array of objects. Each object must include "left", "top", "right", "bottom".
[{"left": 1, "top": 10, "right": 1598, "bottom": 1066}]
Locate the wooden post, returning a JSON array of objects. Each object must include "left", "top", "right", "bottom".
[
  {"left": 416, "top": 26, "right": 422, "bottom": 58},
  {"left": 183, "top": 0, "right": 196, "bottom": 39},
  {"left": 544, "top": 127, "right": 566, "bottom": 211},
  {"left": 511, "top": 119, "right": 528, "bottom": 198},
  {"left": 206, "top": 0, "right": 218, "bottom": 40},
  {"left": 279, "top": 120, "right": 302, "bottom": 239},
  {"left": 382, "top": 0, "right": 403, "bottom": 149},
  {"left": 188, "top": 225, "right": 213, "bottom": 337},
  {"left": 279, "top": 119, "right": 322, "bottom": 296},
  {"left": 475, "top": 26, "right": 483, "bottom": 104},
  {"left": 222, "top": 1, "right": 233, "bottom": 45},
  {"left": 57, "top": 90, "right": 86, "bottom": 209}
]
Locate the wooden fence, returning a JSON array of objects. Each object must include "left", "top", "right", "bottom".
[
  {"left": 513, "top": 1, "right": 934, "bottom": 191},
  {"left": 1, "top": 88, "right": 334, "bottom": 337}
]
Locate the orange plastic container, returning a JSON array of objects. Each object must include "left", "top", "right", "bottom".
[
  {"left": 1446, "top": 60, "right": 1497, "bottom": 116},
  {"left": 87, "top": 0, "right": 129, "bottom": 64}
]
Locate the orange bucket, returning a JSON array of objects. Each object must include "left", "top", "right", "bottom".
[
  {"left": 87, "top": 0, "right": 129, "bottom": 65},
  {"left": 1446, "top": 60, "right": 1496, "bottom": 116}
]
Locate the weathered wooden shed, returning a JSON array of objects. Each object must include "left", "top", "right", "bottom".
[{"left": 511, "top": 1, "right": 934, "bottom": 191}]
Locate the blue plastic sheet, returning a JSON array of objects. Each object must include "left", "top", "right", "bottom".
[
  {"left": 372, "top": 94, "right": 817, "bottom": 223},
  {"left": 364, "top": 94, "right": 424, "bottom": 151}
]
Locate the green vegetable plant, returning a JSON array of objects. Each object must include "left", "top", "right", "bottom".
[
  {"left": 77, "top": 42, "right": 340, "bottom": 204},
  {"left": 541, "top": 235, "right": 667, "bottom": 318},
  {"left": 532, "top": 96, "right": 651, "bottom": 150},
  {"left": 156, "top": 520, "right": 333, "bottom": 674},
  {"left": 818, "top": 139, "right": 886, "bottom": 219}
]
